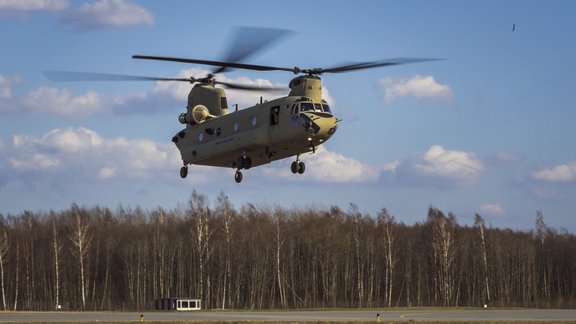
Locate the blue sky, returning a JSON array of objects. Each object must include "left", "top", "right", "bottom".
[{"left": 1, "top": 0, "right": 575, "bottom": 231}]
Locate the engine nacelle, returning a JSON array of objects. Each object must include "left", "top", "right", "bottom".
[
  {"left": 192, "top": 105, "right": 210, "bottom": 123},
  {"left": 178, "top": 105, "right": 213, "bottom": 124}
]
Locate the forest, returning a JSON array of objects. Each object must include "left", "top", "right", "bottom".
[{"left": 0, "top": 191, "right": 574, "bottom": 311}]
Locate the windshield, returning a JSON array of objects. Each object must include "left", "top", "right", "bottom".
[
  {"left": 300, "top": 102, "right": 314, "bottom": 112},
  {"left": 298, "top": 101, "right": 332, "bottom": 114}
]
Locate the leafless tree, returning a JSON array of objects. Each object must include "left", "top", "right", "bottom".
[
  {"left": 68, "top": 206, "right": 92, "bottom": 310},
  {"left": 0, "top": 221, "right": 8, "bottom": 310},
  {"left": 377, "top": 208, "right": 396, "bottom": 307},
  {"left": 50, "top": 215, "right": 63, "bottom": 310}
]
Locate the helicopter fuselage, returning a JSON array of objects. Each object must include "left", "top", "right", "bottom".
[{"left": 173, "top": 92, "right": 338, "bottom": 170}]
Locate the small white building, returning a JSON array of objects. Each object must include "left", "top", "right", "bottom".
[{"left": 155, "top": 297, "right": 201, "bottom": 311}]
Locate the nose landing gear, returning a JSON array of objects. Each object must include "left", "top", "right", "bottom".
[{"left": 291, "top": 155, "right": 305, "bottom": 175}]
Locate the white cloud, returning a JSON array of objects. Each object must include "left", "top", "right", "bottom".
[
  {"left": 60, "top": 0, "right": 153, "bottom": 30},
  {"left": 478, "top": 203, "right": 505, "bottom": 217},
  {"left": 532, "top": 161, "right": 576, "bottom": 183},
  {"left": 260, "top": 146, "right": 379, "bottom": 183},
  {"left": 305, "top": 146, "right": 380, "bottom": 183},
  {"left": 0, "top": 0, "right": 68, "bottom": 11},
  {"left": 42, "top": 127, "right": 103, "bottom": 152},
  {"left": 393, "top": 145, "right": 484, "bottom": 187},
  {"left": 379, "top": 75, "right": 453, "bottom": 104}
]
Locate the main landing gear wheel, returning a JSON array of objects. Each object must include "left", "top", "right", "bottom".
[
  {"left": 234, "top": 155, "right": 251, "bottom": 183},
  {"left": 291, "top": 161, "right": 305, "bottom": 174},
  {"left": 237, "top": 156, "right": 252, "bottom": 170},
  {"left": 180, "top": 166, "right": 188, "bottom": 179},
  {"left": 234, "top": 170, "right": 243, "bottom": 183}
]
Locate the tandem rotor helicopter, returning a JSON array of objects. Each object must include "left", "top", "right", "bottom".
[{"left": 46, "top": 28, "right": 437, "bottom": 183}]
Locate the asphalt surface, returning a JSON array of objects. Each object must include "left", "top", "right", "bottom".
[{"left": 1, "top": 309, "right": 576, "bottom": 322}]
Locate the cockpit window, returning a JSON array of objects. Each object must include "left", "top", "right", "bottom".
[
  {"left": 322, "top": 104, "right": 332, "bottom": 113},
  {"left": 300, "top": 102, "right": 314, "bottom": 112},
  {"left": 314, "top": 103, "right": 322, "bottom": 111}
]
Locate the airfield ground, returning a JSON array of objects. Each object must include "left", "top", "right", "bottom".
[{"left": 1, "top": 308, "right": 576, "bottom": 323}]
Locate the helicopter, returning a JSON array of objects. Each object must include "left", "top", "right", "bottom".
[{"left": 45, "top": 28, "right": 436, "bottom": 183}]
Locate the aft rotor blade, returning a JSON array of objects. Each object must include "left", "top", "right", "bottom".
[
  {"left": 132, "top": 55, "right": 296, "bottom": 73},
  {"left": 44, "top": 71, "right": 190, "bottom": 82},
  {"left": 216, "top": 80, "right": 285, "bottom": 92}
]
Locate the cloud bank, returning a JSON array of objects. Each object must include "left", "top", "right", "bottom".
[
  {"left": 6, "top": 127, "right": 181, "bottom": 183},
  {"left": 59, "top": 0, "right": 153, "bottom": 30},
  {"left": 0, "top": 0, "right": 153, "bottom": 30},
  {"left": 0, "top": 69, "right": 289, "bottom": 117},
  {"left": 0, "top": 0, "right": 68, "bottom": 11}
]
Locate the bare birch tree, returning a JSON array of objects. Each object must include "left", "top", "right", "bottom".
[
  {"left": 189, "top": 192, "right": 213, "bottom": 307},
  {"left": 273, "top": 209, "right": 287, "bottom": 308},
  {"left": 216, "top": 193, "right": 234, "bottom": 309},
  {"left": 474, "top": 214, "right": 491, "bottom": 304},
  {"left": 51, "top": 216, "right": 63, "bottom": 310},
  {"left": 377, "top": 208, "right": 396, "bottom": 307},
  {"left": 428, "top": 208, "right": 456, "bottom": 306},
  {"left": 349, "top": 203, "right": 364, "bottom": 308},
  {"left": 68, "top": 206, "right": 92, "bottom": 310},
  {"left": 0, "top": 223, "right": 8, "bottom": 310}
]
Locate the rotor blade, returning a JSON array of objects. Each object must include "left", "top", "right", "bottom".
[
  {"left": 44, "top": 70, "right": 190, "bottom": 82},
  {"left": 320, "top": 58, "right": 443, "bottom": 74},
  {"left": 133, "top": 55, "right": 296, "bottom": 73},
  {"left": 215, "top": 80, "right": 285, "bottom": 92},
  {"left": 214, "top": 27, "right": 293, "bottom": 74}
]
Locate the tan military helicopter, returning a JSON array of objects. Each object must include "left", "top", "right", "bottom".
[{"left": 46, "top": 28, "right": 435, "bottom": 183}]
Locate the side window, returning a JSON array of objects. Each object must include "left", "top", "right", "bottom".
[{"left": 270, "top": 106, "right": 280, "bottom": 126}]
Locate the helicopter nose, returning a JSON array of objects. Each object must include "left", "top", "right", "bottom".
[{"left": 301, "top": 113, "right": 338, "bottom": 138}]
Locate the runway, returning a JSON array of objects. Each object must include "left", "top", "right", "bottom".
[{"left": 1, "top": 309, "right": 576, "bottom": 322}]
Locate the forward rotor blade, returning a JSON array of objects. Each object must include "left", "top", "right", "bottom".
[
  {"left": 133, "top": 55, "right": 296, "bottom": 73},
  {"left": 214, "top": 27, "right": 293, "bottom": 74},
  {"left": 320, "top": 58, "right": 443, "bottom": 74},
  {"left": 44, "top": 71, "right": 190, "bottom": 82}
]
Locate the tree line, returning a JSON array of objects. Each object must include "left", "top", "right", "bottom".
[{"left": 0, "top": 191, "right": 574, "bottom": 311}]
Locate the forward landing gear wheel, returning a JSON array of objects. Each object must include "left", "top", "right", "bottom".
[
  {"left": 297, "top": 161, "right": 305, "bottom": 174},
  {"left": 291, "top": 161, "right": 298, "bottom": 174},
  {"left": 291, "top": 161, "right": 306, "bottom": 174},
  {"left": 234, "top": 170, "right": 243, "bottom": 183},
  {"left": 180, "top": 166, "right": 188, "bottom": 179}
]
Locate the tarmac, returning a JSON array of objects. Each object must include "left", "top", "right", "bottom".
[{"left": 1, "top": 308, "right": 576, "bottom": 322}]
